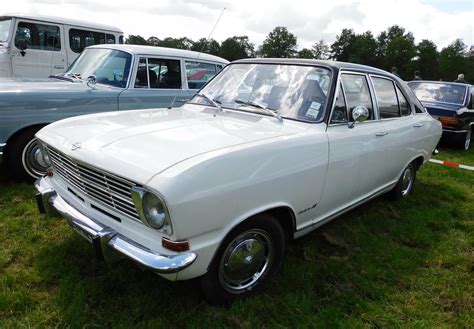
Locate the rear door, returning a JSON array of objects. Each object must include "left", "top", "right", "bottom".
[{"left": 118, "top": 56, "right": 190, "bottom": 110}]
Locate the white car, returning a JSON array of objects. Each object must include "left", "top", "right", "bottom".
[{"left": 35, "top": 59, "right": 442, "bottom": 304}]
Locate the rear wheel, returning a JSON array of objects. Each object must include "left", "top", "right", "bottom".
[
  {"left": 388, "top": 162, "right": 417, "bottom": 200},
  {"left": 199, "top": 214, "right": 285, "bottom": 305},
  {"left": 460, "top": 128, "right": 471, "bottom": 151},
  {"left": 5, "top": 127, "right": 48, "bottom": 180}
]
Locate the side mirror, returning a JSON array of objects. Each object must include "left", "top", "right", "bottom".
[
  {"left": 87, "top": 75, "right": 97, "bottom": 90},
  {"left": 348, "top": 106, "right": 369, "bottom": 128}
]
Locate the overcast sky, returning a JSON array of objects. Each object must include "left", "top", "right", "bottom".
[{"left": 3, "top": 0, "right": 473, "bottom": 50}]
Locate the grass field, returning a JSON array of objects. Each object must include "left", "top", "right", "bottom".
[{"left": 0, "top": 147, "right": 473, "bottom": 328}]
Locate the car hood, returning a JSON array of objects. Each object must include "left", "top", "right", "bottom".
[
  {"left": 37, "top": 105, "right": 310, "bottom": 184},
  {"left": 0, "top": 77, "right": 105, "bottom": 92}
]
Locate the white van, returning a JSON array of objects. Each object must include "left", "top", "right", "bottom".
[{"left": 0, "top": 14, "right": 124, "bottom": 78}]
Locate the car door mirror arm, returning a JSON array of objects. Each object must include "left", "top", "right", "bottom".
[{"left": 348, "top": 106, "right": 369, "bottom": 128}]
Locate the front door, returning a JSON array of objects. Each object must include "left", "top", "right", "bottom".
[{"left": 11, "top": 20, "right": 66, "bottom": 78}]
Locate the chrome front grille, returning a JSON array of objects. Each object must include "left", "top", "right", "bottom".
[{"left": 47, "top": 147, "right": 140, "bottom": 221}]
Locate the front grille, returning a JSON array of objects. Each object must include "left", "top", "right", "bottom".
[{"left": 47, "top": 147, "right": 140, "bottom": 221}]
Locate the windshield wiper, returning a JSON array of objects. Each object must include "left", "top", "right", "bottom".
[
  {"left": 197, "top": 92, "right": 223, "bottom": 112},
  {"left": 234, "top": 98, "right": 283, "bottom": 122}
]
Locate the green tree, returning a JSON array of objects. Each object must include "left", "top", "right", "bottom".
[
  {"left": 379, "top": 25, "right": 416, "bottom": 79},
  {"left": 191, "top": 38, "right": 221, "bottom": 56},
  {"left": 298, "top": 48, "right": 314, "bottom": 59},
  {"left": 125, "top": 35, "right": 148, "bottom": 45},
  {"left": 157, "top": 37, "right": 194, "bottom": 50},
  {"left": 147, "top": 36, "right": 160, "bottom": 46},
  {"left": 218, "top": 36, "right": 255, "bottom": 61},
  {"left": 348, "top": 31, "right": 378, "bottom": 67},
  {"left": 258, "top": 26, "right": 298, "bottom": 58},
  {"left": 311, "top": 40, "right": 329, "bottom": 60},
  {"left": 330, "top": 28, "right": 356, "bottom": 62},
  {"left": 415, "top": 39, "right": 439, "bottom": 80},
  {"left": 438, "top": 39, "right": 469, "bottom": 81}
]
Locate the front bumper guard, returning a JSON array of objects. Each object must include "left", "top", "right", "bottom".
[{"left": 35, "top": 177, "right": 197, "bottom": 274}]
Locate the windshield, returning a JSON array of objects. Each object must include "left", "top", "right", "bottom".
[
  {"left": 191, "top": 63, "right": 332, "bottom": 122},
  {"left": 409, "top": 82, "right": 468, "bottom": 106},
  {"left": 0, "top": 18, "right": 12, "bottom": 42},
  {"left": 66, "top": 48, "right": 132, "bottom": 88}
]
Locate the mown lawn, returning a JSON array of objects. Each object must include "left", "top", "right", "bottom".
[{"left": 1, "top": 147, "right": 473, "bottom": 328}]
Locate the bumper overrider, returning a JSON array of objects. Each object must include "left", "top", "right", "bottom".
[{"left": 35, "top": 177, "right": 197, "bottom": 274}]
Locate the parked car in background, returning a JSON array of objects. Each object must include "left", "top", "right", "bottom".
[
  {"left": 0, "top": 44, "right": 228, "bottom": 179},
  {"left": 35, "top": 59, "right": 441, "bottom": 304},
  {"left": 0, "top": 14, "right": 124, "bottom": 78},
  {"left": 408, "top": 81, "right": 474, "bottom": 150}
]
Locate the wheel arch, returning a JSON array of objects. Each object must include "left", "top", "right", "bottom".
[{"left": 4, "top": 123, "right": 50, "bottom": 154}]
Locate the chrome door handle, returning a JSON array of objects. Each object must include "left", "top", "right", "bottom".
[
  {"left": 54, "top": 64, "right": 65, "bottom": 69},
  {"left": 177, "top": 98, "right": 190, "bottom": 102},
  {"left": 413, "top": 123, "right": 424, "bottom": 128},
  {"left": 375, "top": 131, "right": 388, "bottom": 136}
]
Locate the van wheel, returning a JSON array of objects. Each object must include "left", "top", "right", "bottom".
[
  {"left": 6, "top": 127, "right": 48, "bottom": 181},
  {"left": 199, "top": 214, "right": 285, "bottom": 305},
  {"left": 388, "top": 162, "right": 416, "bottom": 200}
]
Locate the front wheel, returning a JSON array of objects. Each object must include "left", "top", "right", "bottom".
[
  {"left": 460, "top": 128, "right": 471, "bottom": 151},
  {"left": 199, "top": 214, "right": 285, "bottom": 305},
  {"left": 5, "top": 128, "right": 49, "bottom": 180},
  {"left": 388, "top": 162, "right": 417, "bottom": 200}
]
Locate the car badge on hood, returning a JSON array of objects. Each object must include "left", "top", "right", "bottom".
[{"left": 71, "top": 142, "right": 82, "bottom": 151}]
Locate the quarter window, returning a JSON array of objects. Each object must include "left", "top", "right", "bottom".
[
  {"left": 396, "top": 87, "right": 411, "bottom": 116},
  {"left": 340, "top": 74, "right": 374, "bottom": 121},
  {"left": 185, "top": 61, "right": 221, "bottom": 89},
  {"left": 69, "top": 29, "right": 107, "bottom": 53},
  {"left": 135, "top": 57, "right": 182, "bottom": 89},
  {"left": 330, "top": 84, "right": 348, "bottom": 123},
  {"left": 372, "top": 77, "right": 400, "bottom": 119},
  {"left": 15, "top": 22, "right": 61, "bottom": 51}
]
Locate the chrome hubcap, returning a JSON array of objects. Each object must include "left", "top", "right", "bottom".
[
  {"left": 218, "top": 229, "right": 274, "bottom": 294},
  {"left": 465, "top": 130, "right": 471, "bottom": 150},
  {"left": 22, "top": 139, "right": 48, "bottom": 178},
  {"left": 401, "top": 166, "right": 413, "bottom": 196}
]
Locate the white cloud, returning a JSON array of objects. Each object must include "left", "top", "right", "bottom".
[{"left": 2, "top": 0, "right": 473, "bottom": 49}]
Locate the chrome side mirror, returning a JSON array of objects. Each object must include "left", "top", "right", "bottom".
[
  {"left": 87, "top": 75, "right": 97, "bottom": 90},
  {"left": 348, "top": 106, "right": 369, "bottom": 128}
]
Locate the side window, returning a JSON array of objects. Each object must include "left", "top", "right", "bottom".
[
  {"left": 134, "top": 58, "right": 182, "bottom": 89},
  {"left": 330, "top": 84, "right": 348, "bottom": 123},
  {"left": 69, "top": 29, "right": 106, "bottom": 53},
  {"left": 106, "top": 34, "right": 115, "bottom": 44},
  {"left": 396, "top": 86, "right": 411, "bottom": 116},
  {"left": 15, "top": 22, "right": 61, "bottom": 51},
  {"left": 119, "top": 35, "right": 124, "bottom": 44},
  {"left": 340, "top": 74, "right": 374, "bottom": 120},
  {"left": 185, "top": 61, "right": 219, "bottom": 89},
  {"left": 372, "top": 77, "right": 400, "bottom": 119}
]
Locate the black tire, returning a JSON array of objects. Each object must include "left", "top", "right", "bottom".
[
  {"left": 5, "top": 127, "right": 47, "bottom": 181},
  {"left": 199, "top": 214, "right": 285, "bottom": 305},
  {"left": 388, "top": 162, "right": 417, "bottom": 200}
]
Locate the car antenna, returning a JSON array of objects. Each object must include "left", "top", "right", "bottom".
[{"left": 167, "top": 7, "right": 226, "bottom": 110}]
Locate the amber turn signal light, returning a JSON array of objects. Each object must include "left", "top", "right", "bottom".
[{"left": 162, "top": 238, "right": 190, "bottom": 252}]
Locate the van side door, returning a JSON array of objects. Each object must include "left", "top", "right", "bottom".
[
  {"left": 118, "top": 56, "right": 191, "bottom": 110},
  {"left": 11, "top": 20, "right": 67, "bottom": 78}
]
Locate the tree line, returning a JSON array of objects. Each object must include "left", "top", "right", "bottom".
[{"left": 126, "top": 25, "right": 473, "bottom": 82}]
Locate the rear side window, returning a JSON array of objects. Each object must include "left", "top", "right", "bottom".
[
  {"left": 106, "top": 34, "right": 115, "bottom": 44},
  {"left": 340, "top": 74, "right": 374, "bottom": 120},
  {"left": 69, "top": 29, "right": 107, "bottom": 53},
  {"left": 372, "top": 77, "right": 400, "bottom": 119},
  {"left": 15, "top": 21, "right": 61, "bottom": 51},
  {"left": 185, "top": 61, "right": 220, "bottom": 89}
]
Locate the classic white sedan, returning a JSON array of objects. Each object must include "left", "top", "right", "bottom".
[{"left": 35, "top": 59, "right": 442, "bottom": 304}]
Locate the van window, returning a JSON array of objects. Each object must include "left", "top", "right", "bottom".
[
  {"left": 0, "top": 18, "right": 12, "bottom": 42},
  {"left": 69, "top": 28, "right": 108, "bottom": 53},
  {"left": 106, "top": 34, "right": 115, "bottom": 44},
  {"left": 15, "top": 22, "right": 61, "bottom": 51},
  {"left": 119, "top": 35, "right": 124, "bottom": 44},
  {"left": 185, "top": 61, "right": 220, "bottom": 89}
]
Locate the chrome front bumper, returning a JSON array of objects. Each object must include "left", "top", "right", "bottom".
[{"left": 35, "top": 177, "right": 197, "bottom": 274}]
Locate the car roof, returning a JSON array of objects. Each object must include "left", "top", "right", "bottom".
[
  {"left": 0, "top": 13, "right": 123, "bottom": 33},
  {"left": 88, "top": 44, "right": 229, "bottom": 64},
  {"left": 232, "top": 58, "right": 391, "bottom": 75},
  {"left": 407, "top": 80, "right": 472, "bottom": 87}
]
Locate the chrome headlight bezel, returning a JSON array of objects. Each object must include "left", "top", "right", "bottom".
[
  {"left": 131, "top": 187, "right": 173, "bottom": 235},
  {"left": 36, "top": 140, "right": 52, "bottom": 168}
]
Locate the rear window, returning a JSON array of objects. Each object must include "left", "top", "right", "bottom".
[{"left": 409, "top": 82, "right": 467, "bottom": 106}]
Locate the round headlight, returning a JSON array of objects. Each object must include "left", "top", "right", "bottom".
[
  {"left": 142, "top": 192, "right": 168, "bottom": 229},
  {"left": 37, "top": 142, "right": 52, "bottom": 167}
]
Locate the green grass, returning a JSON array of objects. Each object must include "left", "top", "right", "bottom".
[{"left": 1, "top": 147, "right": 473, "bottom": 328}]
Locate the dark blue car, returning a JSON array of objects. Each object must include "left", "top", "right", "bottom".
[{"left": 408, "top": 81, "right": 474, "bottom": 150}]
